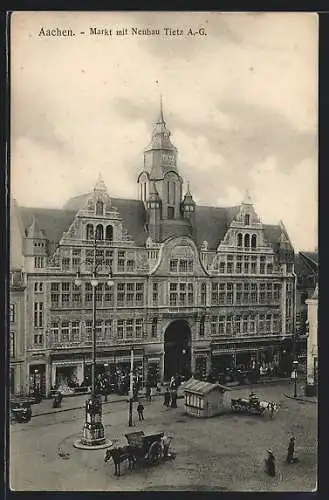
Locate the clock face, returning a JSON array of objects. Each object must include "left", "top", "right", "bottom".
[{"left": 162, "top": 153, "right": 175, "bottom": 165}]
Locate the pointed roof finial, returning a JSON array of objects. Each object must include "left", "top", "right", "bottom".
[
  {"left": 155, "top": 79, "right": 165, "bottom": 124},
  {"left": 242, "top": 189, "right": 253, "bottom": 205},
  {"left": 27, "top": 216, "right": 44, "bottom": 239},
  {"left": 94, "top": 172, "right": 107, "bottom": 192}
]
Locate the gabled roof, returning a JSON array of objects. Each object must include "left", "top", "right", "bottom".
[
  {"left": 19, "top": 198, "right": 149, "bottom": 250},
  {"left": 298, "top": 252, "right": 318, "bottom": 276},
  {"left": 19, "top": 207, "right": 76, "bottom": 254},
  {"left": 183, "top": 378, "right": 231, "bottom": 394},
  {"left": 194, "top": 205, "right": 240, "bottom": 250},
  {"left": 17, "top": 197, "right": 286, "bottom": 253}
]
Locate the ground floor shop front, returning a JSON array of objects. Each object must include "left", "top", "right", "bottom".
[{"left": 23, "top": 333, "right": 294, "bottom": 396}]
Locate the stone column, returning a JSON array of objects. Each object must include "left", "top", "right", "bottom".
[{"left": 206, "top": 353, "right": 211, "bottom": 375}]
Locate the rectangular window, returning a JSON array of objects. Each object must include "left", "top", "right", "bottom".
[
  {"left": 236, "top": 262, "right": 242, "bottom": 274},
  {"left": 226, "top": 316, "right": 233, "bottom": 335},
  {"left": 33, "top": 302, "right": 43, "bottom": 327},
  {"left": 218, "top": 316, "right": 225, "bottom": 335},
  {"left": 170, "top": 259, "right": 178, "bottom": 272},
  {"left": 51, "top": 293, "right": 59, "bottom": 307},
  {"left": 117, "top": 320, "right": 124, "bottom": 339},
  {"left": 235, "top": 316, "right": 241, "bottom": 334},
  {"left": 104, "top": 320, "right": 113, "bottom": 338},
  {"left": 51, "top": 282, "right": 59, "bottom": 291},
  {"left": 61, "top": 321, "right": 70, "bottom": 342},
  {"left": 62, "top": 258, "right": 70, "bottom": 271},
  {"left": 179, "top": 260, "right": 188, "bottom": 273},
  {"left": 85, "top": 320, "right": 92, "bottom": 341},
  {"left": 62, "top": 293, "right": 70, "bottom": 305},
  {"left": 33, "top": 334, "right": 43, "bottom": 345},
  {"left": 62, "top": 282, "right": 70, "bottom": 291},
  {"left": 211, "top": 316, "right": 217, "bottom": 335},
  {"left": 96, "top": 320, "right": 103, "bottom": 340},
  {"left": 85, "top": 293, "right": 93, "bottom": 303},
  {"left": 71, "top": 321, "right": 80, "bottom": 341},
  {"left": 251, "top": 292, "right": 257, "bottom": 304},
  {"left": 136, "top": 318, "right": 143, "bottom": 338},
  {"left": 126, "top": 319, "right": 133, "bottom": 338},
  {"left": 267, "top": 264, "right": 273, "bottom": 274},
  {"left": 227, "top": 262, "right": 233, "bottom": 274},
  {"left": 117, "top": 251, "right": 126, "bottom": 272},
  {"left": 244, "top": 263, "right": 249, "bottom": 274},
  {"left": 236, "top": 292, "right": 242, "bottom": 305},
  {"left": 249, "top": 315, "right": 255, "bottom": 333},
  {"left": 72, "top": 292, "right": 81, "bottom": 303},
  {"left": 259, "top": 314, "right": 265, "bottom": 333},
  {"left": 10, "top": 304, "right": 16, "bottom": 323},
  {"left": 51, "top": 321, "right": 59, "bottom": 343},
  {"left": 34, "top": 282, "right": 43, "bottom": 293},
  {"left": 260, "top": 292, "right": 266, "bottom": 304},
  {"left": 200, "top": 317, "right": 205, "bottom": 336},
  {"left": 227, "top": 292, "right": 233, "bottom": 305},
  {"left": 127, "top": 259, "right": 135, "bottom": 272},
  {"left": 243, "top": 317, "right": 248, "bottom": 333},
  {"left": 34, "top": 257, "right": 44, "bottom": 268},
  {"left": 10, "top": 332, "right": 15, "bottom": 357},
  {"left": 200, "top": 282, "right": 207, "bottom": 305},
  {"left": 136, "top": 293, "right": 144, "bottom": 305},
  {"left": 151, "top": 318, "right": 157, "bottom": 338}
]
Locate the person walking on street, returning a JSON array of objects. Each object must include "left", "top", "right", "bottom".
[
  {"left": 137, "top": 401, "right": 144, "bottom": 421},
  {"left": 286, "top": 436, "right": 296, "bottom": 463},
  {"left": 265, "top": 449, "right": 276, "bottom": 477},
  {"left": 145, "top": 382, "right": 151, "bottom": 403},
  {"left": 163, "top": 385, "right": 170, "bottom": 407}
]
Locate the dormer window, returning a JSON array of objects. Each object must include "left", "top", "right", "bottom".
[
  {"left": 96, "top": 200, "right": 104, "bottom": 216},
  {"left": 244, "top": 214, "right": 250, "bottom": 225},
  {"left": 237, "top": 233, "right": 243, "bottom": 247}
]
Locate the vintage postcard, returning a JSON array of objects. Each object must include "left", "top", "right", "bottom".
[{"left": 9, "top": 11, "right": 318, "bottom": 492}]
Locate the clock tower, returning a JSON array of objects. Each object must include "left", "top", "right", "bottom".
[{"left": 138, "top": 98, "right": 192, "bottom": 242}]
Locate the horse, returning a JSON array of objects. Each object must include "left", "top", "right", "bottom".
[
  {"left": 259, "top": 401, "right": 279, "bottom": 418},
  {"left": 104, "top": 446, "right": 136, "bottom": 476}
]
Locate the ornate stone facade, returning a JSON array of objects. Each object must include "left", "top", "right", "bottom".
[{"left": 10, "top": 103, "right": 296, "bottom": 395}]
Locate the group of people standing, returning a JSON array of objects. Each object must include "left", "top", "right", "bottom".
[
  {"left": 163, "top": 376, "right": 179, "bottom": 409},
  {"left": 265, "top": 436, "right": 298, "bottom": 477}
]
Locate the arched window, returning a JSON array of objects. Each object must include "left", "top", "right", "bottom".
[
  {"left": 86, "top": 224, "right": 94, "bottom": 240},
  {"left": 95, "top": 224, "right": 104, "bottom": 240},
  {"left": 251, "top": 234, "right": 257, "bottom": 248},
  {"left": 244, "top": 214, "right": 250, "bottom": 225},
  {"left": 105, "top": 225, "right": 113, "bottom": 241},
  {"left": 244, "top": 234, "right": 250, "bottom": 248},
  {"left": 96, "top": 200, "right": 104, "bottom": 216},
  {"left": 237, "top": 233, "right": 243, "bottom": 247}
]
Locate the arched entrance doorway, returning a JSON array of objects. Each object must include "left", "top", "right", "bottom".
[{"left": 164, "top": 320, "right": 191, "bottom": 381}]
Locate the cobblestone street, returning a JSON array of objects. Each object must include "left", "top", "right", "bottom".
[{"left": 10, "top": 382, "right": 317, "bottom": 491}]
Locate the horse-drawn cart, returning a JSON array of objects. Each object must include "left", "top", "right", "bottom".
[
  {"left": 231, "top": 394, "right": 278, "bottom": 417},
  {"left": 104, "top": 430, "right": 175, "bottom": 476}
]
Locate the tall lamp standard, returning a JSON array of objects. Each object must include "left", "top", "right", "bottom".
[{"left": 73, "top": 237, "right": 114, "bottom": 449}]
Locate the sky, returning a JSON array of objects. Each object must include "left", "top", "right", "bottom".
[{"left": 11, "top": 11, "right": 318, "bottom": 251}]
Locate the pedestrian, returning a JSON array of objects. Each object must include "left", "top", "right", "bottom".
[
  {"left": 163, "top": 385, "right": 170, "bottom": 407},
  {"left": 265, "top": 449, "right": 276, "bottom": 477},
  {"left": 170, "top": 389, "right": 177, "bottom": 408},
  {"left": 286, "top": 436, "right": 296, "bottom": 463},
  {"left": 137, "top": 401, "right": 144, "bottom": 421},
  {"left": 145, "top": 382, "right": 151, "bottom": 402}
]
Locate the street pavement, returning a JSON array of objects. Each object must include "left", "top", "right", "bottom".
[{"left": 10, "top": 381, "right": 317, "bottom": 492}]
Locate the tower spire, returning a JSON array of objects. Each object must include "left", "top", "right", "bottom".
[{"left": 158, "top": 93, "right": 165, "bottom": 123}]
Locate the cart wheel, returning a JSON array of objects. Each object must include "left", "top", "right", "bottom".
[{"left": 148, "top": 442, "right": 162, "bottom": 465}]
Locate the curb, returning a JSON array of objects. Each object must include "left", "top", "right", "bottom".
[
  {"left": 31, "top": 392, "right": 185, "bottom": 418},
  {"left": 283, "top": 393, "right": 317, "bottom": 405}
]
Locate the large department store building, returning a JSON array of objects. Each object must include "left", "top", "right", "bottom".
[{"left": 10, "top": 103, "right": 296, "bottom": 395}]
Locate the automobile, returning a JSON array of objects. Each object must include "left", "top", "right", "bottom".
[{"left": 10, "top": 398, "right": 32, "bottom": 423}]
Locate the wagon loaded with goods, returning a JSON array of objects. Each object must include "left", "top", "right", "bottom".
[
  {"left": 231, "top": 393, "right": 278, "bottom": 417},
  {"left": 104, "top": 430, "right": 175, "bottom": 476}
]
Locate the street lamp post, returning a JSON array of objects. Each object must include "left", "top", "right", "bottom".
[{"left": 73, "top": 237, "right": 114, "bottom": 449}]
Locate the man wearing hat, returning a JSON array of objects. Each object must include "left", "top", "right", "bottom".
[
  {"left": 286, "top": 436, "right": 296, "bottom": 463},
  {"left": 265, "top": 449, "right": 276, "bottom": 477}
]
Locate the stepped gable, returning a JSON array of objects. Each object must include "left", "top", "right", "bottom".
[{"left": 64, "top": 194, "right": 148, "bottom": 247}]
